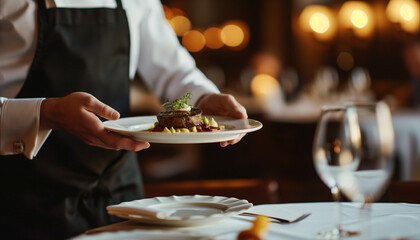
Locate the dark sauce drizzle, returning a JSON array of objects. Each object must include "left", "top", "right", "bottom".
[{"left": 152, "top": 123, "right": 221, "bottom": 132}]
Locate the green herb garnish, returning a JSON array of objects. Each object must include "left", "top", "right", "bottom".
[{"left": 162, "top": 91, "right": 194, "bottom": 111}]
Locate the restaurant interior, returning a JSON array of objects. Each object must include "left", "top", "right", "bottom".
[{"left": 130, "top": 0, "right": 420, "bottom": 205}]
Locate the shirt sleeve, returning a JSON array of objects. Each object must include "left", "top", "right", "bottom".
[
  {"left": 134, "top": 0, "right": 220, "bottom": 105},
  {"left": 0, "top": 98, "right": 51, "bottom": 159}
]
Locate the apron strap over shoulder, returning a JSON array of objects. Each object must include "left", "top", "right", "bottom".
[{"left": 116, "top": 0, "right": 123, "bottom": 9}]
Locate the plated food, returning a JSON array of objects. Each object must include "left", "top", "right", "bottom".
[
  {"left": 151, "top": 91, "right": 225, "bottom": 133},
  {"left": 103, "top": 91, "right": 263, "bottom": 144},
  {"left": 103, "top": 115, "right": 262, "bottom": 144}
]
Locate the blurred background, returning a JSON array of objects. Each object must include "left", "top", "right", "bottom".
[{"left": 132, "top": 0, "right": 420, "bottom": 204}]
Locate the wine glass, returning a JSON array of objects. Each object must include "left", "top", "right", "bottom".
[
  {"left": 337, "top": 101, "right": 395, "bottom": 237},
  {"left": 313, "top": 106, "right": 360, "bottom": 239}
]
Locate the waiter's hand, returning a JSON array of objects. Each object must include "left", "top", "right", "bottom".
[
  {"left": 40, "top": 92, "right": 150, "bottom": 151},
  {"left": 196, "top": 93, "right": 248, "bottom": 147}
]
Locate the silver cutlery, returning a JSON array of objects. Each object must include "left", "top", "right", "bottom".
[{"left": 239, "top": 212, "right": 311, "bottom": 224}]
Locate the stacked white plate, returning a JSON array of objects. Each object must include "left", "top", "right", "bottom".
[{"left": 107, "top": 195, "right": 253, "bottom": 227}]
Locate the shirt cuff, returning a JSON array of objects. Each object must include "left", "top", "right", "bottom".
[{"left": 0, "top": 98, "right": 51, "bottom": 159}]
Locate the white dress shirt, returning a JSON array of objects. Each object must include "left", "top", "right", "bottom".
[{"left": 0, "top": 0, "right": 220, "bottom": 159}]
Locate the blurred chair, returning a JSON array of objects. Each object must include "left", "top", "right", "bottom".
[
  {"left": 144, "top": 178, "right": 279, "bottom": 205},
  {"left": 383, "top": 181, "right": 420, "bottom": 203}
]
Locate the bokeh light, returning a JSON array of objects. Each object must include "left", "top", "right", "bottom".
[
  {"left": 337, "top": 51, "right": 355, "bottom": 71},
  {"left": 204, "top": 27, "right": 224, "bottom": 49},
  {"left": 309, "top": 13, "right": 330, "bottom": 34},
  {"left": 182, "top": 30, "right": 206, "bottom": 52},
  {"left": 163, "top": 4, "right": 250, "bottom": 51},
  {"left": 387, "top": 0, "right": 408, "bottom": 22},
  {"left": 221, "top": 24, "right": 244, "bottom": 47},
  {"left": 299, "top": 5, "right": 336, "bottom": 40},
  {"left": 171, "top": 8, "right": 186, "bottom": 17},
  {"left": 251, "top": 52, "right": 282, "bottom": 78},
  {"left": 386, "top": 0, "right": 420, "bottom": 33},
  {"left": 162, "top": 5, "right": 175, "bottom": 19},
  {"left": 339, "top": 1, "right": 374, "bottom": 37},
  {"left": 401, "top": 3, "right": 415, "bottom": 21},
  {"left": 350, "top": 9, "right": 368, "bottom": 29},
  {"left": 168, "top": 16, "right": 191, "bottom": 37},
  {"left": 221, "top": 21, "right": 250, "bottom": 49},
  {"left": 250, "top": 74, "right": 280, "bottom": 96}
]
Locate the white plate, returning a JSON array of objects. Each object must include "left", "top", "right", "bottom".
[
  {"left": 107, "top": 195, "right": 253, "bottom": 227},
  {"left": 103, "top": 116, "right": 262, "bottom": 144}
]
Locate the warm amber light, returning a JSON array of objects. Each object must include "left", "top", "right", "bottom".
[
  {"left": 220, "top": 21, "right": 249, "bottom": 49},
  {"left": 171, "top": 8, "right": 186, "bottom": 17},
  {"left": 221, "top": 24, "right": 244, "bottom": 47},
  {"left": 339, "top": 1, "right": 374, "bottom": 37},
  {"left": 309, "top": 12, "right": 330, "bottom": 33},
  {"left": 250, "top": 74, "right": 280, "bottom": 96},
  {"left": 387, "top": 0, "right": 406, "bottom": 23},
  {"left": 350, "top": 9, "right": 368, "bottom": 29},
  {"left": 337, "top": 51, "right": 355, "bottom": 71},
  {"left": 162, "top": 5, "right": 174, "bottom": 19},
  {"left": 204, "top": 27, "right": 224, "bottom": 49},
  {"left": 251, "top": 53, "right": 282, "bottom": 78},
  {"left": 182, "top": 30, "right": 206, "bottom": 52},
  {"left": 386, "top": 0, "right": 420, "bottom": 33},
  {"left": 400, "top": 3, "right": 415, "bottom": 21},
  {"left": 299, "top": 5, "right": 336, "bottom": 40},
  {"left": 169, "top": 16, "right": 191, "bottom": 37}
]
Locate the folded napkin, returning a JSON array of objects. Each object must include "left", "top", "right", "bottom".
[{"left": 107, "top": 204, "right": 176, "bottom": 219}]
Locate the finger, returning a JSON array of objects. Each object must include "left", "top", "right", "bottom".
[
  {"left": 219, "top": 133, "right": 246, "bottom": 147},
  {"left": 228, "top": 138, "right": 241, "bottom": 145},
  {"left": 221, "top": 95, "right": 247, "bottom": 119},
  {"left": 99, "top": 104, "right": 120, "bottom": 120},
  {"left": 110, "top": 136, "right": 150, "bottom": 151},
  {"left": 230, "top": 103, "right": 248, "bottom": 119},
  {"left": 98, "top": 131, "right": 150, "bottom": 151},
  {"left": 220, "top": 138, "right": 240, "bottom": 147},
  {"left": 85, "top": 97, "right": 120, "bottom": 120}
]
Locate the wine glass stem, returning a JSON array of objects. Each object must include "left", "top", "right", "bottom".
[
  {"left": 360, "top": 203, "right": 371, "bottom": 238},
  {"left": 331, "top": 186, "right": 342, "bottom": 235}
]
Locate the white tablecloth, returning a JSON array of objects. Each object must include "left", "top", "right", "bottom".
[{"left": 73, "top": 202, "right": 420, "bottom": 240}]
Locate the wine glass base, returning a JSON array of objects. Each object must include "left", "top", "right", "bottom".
[{"left": 317, "top": 228, "right": 360, "bottom": 239}]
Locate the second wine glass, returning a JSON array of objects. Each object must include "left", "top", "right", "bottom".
[
  {"left": 337, "top": 102, "right": 395, "bottom": 238},
  {"left": 313, "top": 106, "right": 360, "bottom": 239}
]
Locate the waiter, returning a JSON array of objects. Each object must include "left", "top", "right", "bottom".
[{"left": 0, "top": 0, "right": 247, "bottom": 239}]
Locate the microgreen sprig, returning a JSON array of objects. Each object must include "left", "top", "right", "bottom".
[{"left": 162, "top": 91, "right": 194, "bottom": 111}]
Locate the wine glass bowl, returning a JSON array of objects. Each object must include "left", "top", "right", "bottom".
[
  {"left": 338, "top": 102, "right": 395, "bottom": 205},
  {"left": 313, "top": 107, "right": 357, "bottom": 189}
]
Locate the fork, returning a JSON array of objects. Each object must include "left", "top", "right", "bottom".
[{"left": 239, "top": 212, "right": 311, "bottom": 224}]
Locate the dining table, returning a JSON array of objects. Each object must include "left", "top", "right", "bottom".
[{"left": 73, "top": 201, "right": 420, "bottom": 240}]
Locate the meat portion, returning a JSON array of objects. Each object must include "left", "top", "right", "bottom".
[{"left": 157, "top": 108, "right": 202, "bottom": 128}]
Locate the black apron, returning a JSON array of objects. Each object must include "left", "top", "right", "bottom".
[{"left": 0, "top": 0, "right": 143, "bottom": 239}]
